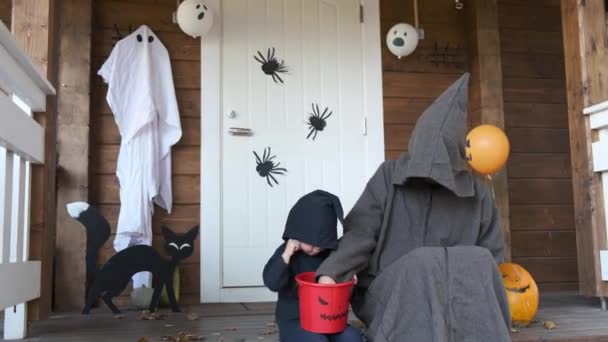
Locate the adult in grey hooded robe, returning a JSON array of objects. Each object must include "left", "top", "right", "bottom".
[{"left": 316, "top": 73, "right": 511, "bottom": 342}]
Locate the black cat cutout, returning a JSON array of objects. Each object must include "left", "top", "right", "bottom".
[
  {"left": 254, "top": 48, "right": 288, "bottom": 83},
  {"left": 67, "top": 202, "right": 199, "bottom": 314},
  {"left": 307, "top": 104, "right": 333, "bottom": 140},
  {"left": 253, "top": 147, "right": 287, "bottom": 187}
]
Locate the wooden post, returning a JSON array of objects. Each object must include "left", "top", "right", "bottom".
[
  {"left": 54, "top": 0, "right": 92, "bottom": 311},
  {"left": 561, "top": 0, "right": 608, "bottom": 298},
  {"left": 11, "top": 0, "right": 57, "bottom": 320},
  {"left": 465, "top": 0, "right": 511, "bottom": 261}
]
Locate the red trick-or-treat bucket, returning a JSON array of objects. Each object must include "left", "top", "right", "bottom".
[{"left": 295, "top": 272, "right": 354, "bottom": 334}]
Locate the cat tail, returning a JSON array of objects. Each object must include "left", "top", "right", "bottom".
[{"left": 66, "top": 202, "right": 111, "bottom": 284}]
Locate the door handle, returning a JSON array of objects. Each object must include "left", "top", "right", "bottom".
[{"left": 228, "top": 127, "right": 254, "bottom": 136}]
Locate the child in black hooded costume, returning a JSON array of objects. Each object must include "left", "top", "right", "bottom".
[{"left": 263, "top": 190, "right": 363, "bottom": 342}]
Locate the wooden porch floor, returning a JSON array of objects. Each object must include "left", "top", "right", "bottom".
[{"left": 3, "top": 293, "right": 608, "bottom": 341}]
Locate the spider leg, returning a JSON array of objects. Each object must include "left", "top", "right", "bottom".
[
  {"left": 313, "top": 130, "right": 318, "bottom": 140},
  {"left": 254, "top": 55, "right": 265, "bottom": 65},
  {"left": 253, "top": 151, "right": 262, "bottom": 164},
  {"left": 307, "top": 128, "right": 316, "bottom": 140},
  {"left": 271, "top": 164, "right": 287, "bottom": 173},
  {"left": 270, "top": 47, "right": 275, "bottom": 61},
  {"left": 268, "top": 173, "right": 279, "bottom": 185},
  {"left": 321, "top": 111, "right": 333, "bottom": 120},
  {"left": 322, "top": 107, "right": 329, "bottom": 117},
  {"left": 267, "top": 155, "right": 276, "bottom": 162},
  {"left": 315, "top": 104, "right": 321, "bottom": 117},
  {"left": 256, "top": 51, "right": 267, "bottom": 64},
  {"left": 271, "top": 74, "right": 279, "bottom": 83},
  {"left": 266, "top": 176, "right": 274, "bottom": 187},
  {"left": 274, "top": 73, "right": 284, "bottom": 84},
  {"left": 262, "top": 147, "right": 269, "bottom": 163}
]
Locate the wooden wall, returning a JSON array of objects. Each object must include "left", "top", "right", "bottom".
[
  {"left": 0, "top": 0, "right": 10, "bottom": 28},
  {"left": 498, "top": 0, "right": 577, "bottom": 291},
  {"left": 90, "top": 0, "right": 201, "bottom": 304},
  {"left": 381, "top": 0, "right": 469, "bottom": 159}
]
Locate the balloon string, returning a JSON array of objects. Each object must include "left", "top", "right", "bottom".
[
  {"left": 487, "top": 174, "right": 496, "bottom": 201},
  {"left": 414, "top": 0, "right": 419, "bottom": 29}
]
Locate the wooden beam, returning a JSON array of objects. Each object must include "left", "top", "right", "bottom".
[
  {"left": 11, "top": 0, "right": 57, "bottom": 320},
  {"left": 465, "top": 0, "right": 512, "bottom": 261},
  {"left": 0, "top": 0, "right": 11, "bottom": 28},
  {"left": 561, "top": 0, "right": 608, "bottom": 298},
  {"left": 54, "top": 0, "right": 92, "bottom": 312}
]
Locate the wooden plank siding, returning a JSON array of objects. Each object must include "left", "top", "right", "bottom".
[
  {"left": 380, "top": 0, "right": 468, "bottom": 159},
  {"left": 498, "top": 0, "right": 577, "bottom": 291},
  {"left": 0, "top": 0, "right": 10, "bottom": 28},
  {"left": 90, "top": 0, "right": 201, "bottom": 304}
]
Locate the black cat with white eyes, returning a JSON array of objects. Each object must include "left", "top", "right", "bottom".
[{"left": 67, "top": 202, "right": 199, "bottom": 314}]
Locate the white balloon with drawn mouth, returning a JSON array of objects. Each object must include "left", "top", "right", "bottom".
[
  {"left": 386, "top": 23, "right": 419, "bottom": 59},
  {"left": 176, "top": 0, "right": 214, "bottom": 38}
]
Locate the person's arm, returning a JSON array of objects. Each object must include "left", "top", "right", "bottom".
[
  {"left": 263, "top": 240, "right": 299, "bottom": 292},
  {"left": 316, "top": 162, "right": 393, "bottom": 283},
  {"left": 476, "top": 183, "right": 505, "bottom": 263}
]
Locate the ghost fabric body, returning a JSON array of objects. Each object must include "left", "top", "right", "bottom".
[
  {"left": 263, "top": 190, "right": 363, "bottom": 342},
  {"left": 67, "top": 202, "right": 199, "bottom": 314},
  {"left": 315, "top": 73, "right": 511, "bottom": 342},
  {"left": 98, "top": 25, "right": 182, "bottom": 288}
]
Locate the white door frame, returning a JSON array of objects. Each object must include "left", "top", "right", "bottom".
[{"left": 200, "top": 0, "right": 385, "bottom": 303}]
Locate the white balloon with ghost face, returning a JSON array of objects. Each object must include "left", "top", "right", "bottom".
[
  {"left": 176, "top": 0, "right": 214, "bottom": 38},
  {"left": 386, "top": 23, "right": 419, "bottom": 59}
]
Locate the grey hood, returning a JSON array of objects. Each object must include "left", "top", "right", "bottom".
[{"left": 395, "top": 73, "right": 474, "bottom": 197}]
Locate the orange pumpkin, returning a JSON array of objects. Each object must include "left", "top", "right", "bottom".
[
  {"left": 499, "top": 262, "right": 539, "bottom": 326},
  {"left": 465, "top": 125, "right": 510, "bottom": 175}
]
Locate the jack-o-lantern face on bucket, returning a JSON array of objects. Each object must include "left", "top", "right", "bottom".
[
  {"left": 317, "top": 296, "right": 348, "bottom": 321},
  {"left": 499, "top": 263, "right": 539, "bottom": 326}
]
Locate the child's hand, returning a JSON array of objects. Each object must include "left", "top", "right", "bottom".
[{"left": 282, "top": 239, "right": 300, "bottom": 264}]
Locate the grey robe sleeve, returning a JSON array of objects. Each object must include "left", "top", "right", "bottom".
[
  {"left": 315, "top": 162, "right": 392, "bottom": 282},
  {"left": 476, "top": 184, "right": 505, "bottom": 263}
]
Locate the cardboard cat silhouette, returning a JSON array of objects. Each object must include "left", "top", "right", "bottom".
[{"left": 67, "top": 202, "right": 199, "bottom": 314}]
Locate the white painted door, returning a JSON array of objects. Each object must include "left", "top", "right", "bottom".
[{"left": 221, "top": 0, "right": 369, "bottom": 290}]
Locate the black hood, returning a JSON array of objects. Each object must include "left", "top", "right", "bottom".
[{"left": 282, "top": 190, "right": 344, "bottom": 250}]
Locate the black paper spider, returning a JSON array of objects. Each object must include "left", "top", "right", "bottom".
[
  {"left": 306, "top": 104, "right": 333, "bottom": 140},
  {"left": 254, "top": 48, "right": 288, "bottom": 84},
  {"left": 253, "top": 147, "right": 287, "bottom": 187}
]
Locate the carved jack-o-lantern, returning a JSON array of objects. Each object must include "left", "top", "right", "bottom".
[{"left": 499, "top": 262, "right": 539, "bottom": 326}]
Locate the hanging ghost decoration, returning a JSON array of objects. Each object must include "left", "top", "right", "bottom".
[
  {"left": 176, "top": 0, "right": 214, "bottom": 38},
  {"left": 97, "top": 25, "right": 182, "bottom": 289},
  {"left": 386, "top": 23, "right": 419, "bottom": 59}
]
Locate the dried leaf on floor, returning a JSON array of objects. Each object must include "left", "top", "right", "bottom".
[
  {"left": 137, "top": 338, "right": 149, "bottom": 342},
  {"left": 260, "top": 328, "right": 277, "bottom": 336},
  {"left": 187, "top": 312, "right": 200, "bottom": 321},
  {"left": 510, "top": 327, "right": 520, "bottom": 333},
  {"left": 114, "top": 314, "right": 126, "bottom": 320},
  {"left": 140, "top": 311, "right": 165, "bottom": 320},
  {"left": 543, "top": 320, "right": 557, "bottom": 330}
]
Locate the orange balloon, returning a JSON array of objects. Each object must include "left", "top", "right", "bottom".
[
  {"left": 465, "top": 125, "right": 510, "bottom": 175},
  {"left": 499, "top": 263, "right": 539, "bottom": 326}
]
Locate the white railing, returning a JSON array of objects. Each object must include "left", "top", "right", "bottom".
[
  {"left": 0, "top": 21, "right": 55, "bottom": 340},
  {"left": 583, "top": 101, "right": 608, "bottom": 283}
]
